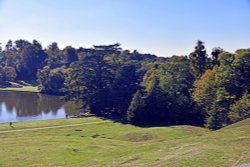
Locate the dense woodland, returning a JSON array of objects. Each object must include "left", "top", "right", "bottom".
[{"left": 0, "top": 40, "right": 249, "bottom": 129}]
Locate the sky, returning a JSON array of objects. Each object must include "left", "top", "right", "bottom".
[{"left": 0, "top": 0, "right": 250, "bottom": 57}]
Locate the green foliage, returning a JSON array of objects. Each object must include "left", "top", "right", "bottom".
[
  {"left": 65, "top": 49, "right": 116, "bottom": 114},
  {"left": 62, "top": 46, "right": 78, "bottom": 67},
  {"left": 37, "top": 66, "right": 65, "bottom": 94},
  {"left": 1, "top": 38, "right": 249, "bottom": 129},
  {"left": 211, "top": 47, "right": 224, "bottom": 66},
  {"left": 231, "top": 50, "right": 250, "bottom": 95},
  {"left": 4, "top": 66, "right": 17, "bottom": 81},
  {"left": 0, "top": 66, "right": 17, "bottom": 82},
  {"left": 65, "top": 44, "right": 155, "bottom": 115},
  {"left": 129, "top": 56, "right": 197, "bottom": 125},
  {"left": 228, "top": 93, "right": 250, "bottom": 123},
  {"left": 1, "top": 40, "right": 47, "bottom": 81},
  {"left": 206, "top": 88, "right": 234, "bottom": 129},
  {"left": 196, "top": 50, "right": 250, "bottom": 129},
  {"left": 110, "top": 64, "right": 139, "bottom": 115},
  {"left": 127, "top": 90, "right": 147, "bottom": 123},
  {"left": 45, "top": 42, "right": 63, "bottom": 69},
  {"left": 189, "top": 40, "right": 210, "bottom": 78},
  {"left": 0, "top": 66, "right": 5, "bottom": 82},
  {"left": 193, "top": 65, "right": 218, "bottom": 116},
  {"left": 16, "top": 40, "right": 47, "bottom": 80}
]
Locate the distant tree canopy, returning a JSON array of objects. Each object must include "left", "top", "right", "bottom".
[
  {"left": 1, "top": 40, "right": 47, "bottom": 81},
  {"left": 193, "top": 49, "right": 250, "bottom": 129},
  {"left": 0, "top": 39, "right": 249, "bottom": 129}
]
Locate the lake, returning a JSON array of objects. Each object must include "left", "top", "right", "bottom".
[{"left": 0, "top": 91, "right": 79, "bottom": 123}]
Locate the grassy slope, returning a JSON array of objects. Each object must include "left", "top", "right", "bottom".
[
  {"left": 0, "top": 118, "right": 249, "bottom": 167},
  {"left": 0, "top": 86, "right": 39, "bottom": 93}
]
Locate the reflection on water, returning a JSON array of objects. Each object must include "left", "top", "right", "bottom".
[{"left": 0, "top": 91, "right": 79, "bottom": 123}]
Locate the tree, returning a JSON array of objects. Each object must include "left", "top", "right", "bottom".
[
  {"left": 4, "top": 66, "right": 17, "bottom": 81},
  {"left": 157, "top": 57, "right": 195, "bottom": 124},
  {"left": 231, "top": 49, "right": 250, "bottom": 97},
  {"left": 189, "top": 40, "right": 209, "bottom": 78},
  {"left": 205, "top": 51, "right": 249, "bottom": 128},
  {"left": 204, "top": 52, "right": 235, "bottom": 129},
  {"left": 0, "top": 66, "right": 6, "bottom": 83},
  {"left": 193, "top": 66, "right": 218, "bottom": 121},
  {"left": 65, "top": 45, "right": 118, "bottom": 114},
  {"left": 3, "top": 40, "right": 16, "bottom": 67},
  {"left": 93, "top": 43, "right": 121, "bottom": 53},
  {"left": 62, "top": 46, "right": 78, "bottom": 67},
  {"left": 211, "top": 47, "right": 224, "bottom": 66},
  {"left": 127, "top": 90, "right": 147, "bottom": 124},
  {"left": 45, "top": 42, "right": 63, "bottom": 69},
  {"left": 37, "top": 66, "right": 66, "bottom": 94},
  {"left": 136, "top": 56, "right": 196, "bottom": 125},
  {"left": 228, "top": 93, "right": 250, "bottom": 123},
  {"left": 15, "top": 40, "right": 47, "bottom": 80},
  {"left": 48, "top": 70, "right": 65, "bottom": 93},
  {"left": 144, "top": 77, "right": 167, "bottom": 122},
  {"left": 0, "top": 43, "right": 4, "bottom": 65},
  {"left": 108, "top": 64, "right": 140, "bottom": 115},
  {"left": 15, "top": 39, "right": 30, "bottom": 51},
  {"left": 2, "top": 38, "right": 250, "bottom": 128}
]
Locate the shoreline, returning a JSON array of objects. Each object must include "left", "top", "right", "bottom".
[
  {"left": 0, "top": 117, "right": 103, "bottom": 131},
  {"left": 0, "top": 86, "right": 40, "bottom": 93}
]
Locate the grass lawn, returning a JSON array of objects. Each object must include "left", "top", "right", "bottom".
[
  {"left": 0, "top": 117, "right": 249, "bottom": 167},
  {"left": 0, "top": 86, "right": 39, "bottom": 93}
]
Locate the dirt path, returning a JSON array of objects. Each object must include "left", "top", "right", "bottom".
[{"left": 0, "top": 121, "right": 109, "bottom": 133}]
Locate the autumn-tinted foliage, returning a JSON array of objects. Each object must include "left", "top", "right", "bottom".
[
  {"left": 193, "top": 50, "right": 250, "bottom": 129},
  {"left": 0, "top": 39, "right": 249, "bottom": 129}
]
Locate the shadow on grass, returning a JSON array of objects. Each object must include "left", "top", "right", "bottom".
[{"left": 93, "top": 114, "right": 204, "bottom": 128}]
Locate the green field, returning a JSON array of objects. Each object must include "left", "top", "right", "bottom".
[
  {"left": 0, "top": 86, "right": 39, "bottom": 93},
  {"left": 0, "top": 117, "right": 249, "bottom": 167}
]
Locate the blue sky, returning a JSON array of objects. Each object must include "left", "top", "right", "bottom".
[{"left": 0, "top": 0, "right": 250, "bottom": 57}]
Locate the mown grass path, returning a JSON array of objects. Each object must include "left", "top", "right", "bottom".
[{"left": 0, "top": 120, "right": 108, "bottom": 133}]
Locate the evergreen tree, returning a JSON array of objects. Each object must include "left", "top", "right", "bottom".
[
  {"left": 127, "top": 90, "right": 147, "bottom": 124},
  {"left": 45, "top": 42, "right": 63, "bottom": 69},
  {"left": 62, "top": 46, "right": 78, "bottom": 67},
  {"left": 211, "top": 47, "right": 224, "bottom": 66},
  {"left": 65, "top": 45, "right": 117, "bottom": 114},
  {"left": 110, "top": 64, "right": 139, "bottom": 115},
  {"left": 189, "top": 40, "right": 208, "bottom": 78}
]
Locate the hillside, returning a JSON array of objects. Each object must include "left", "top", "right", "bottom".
[{"left": 0, "top": 118, "right": 249, "bottom": 167}]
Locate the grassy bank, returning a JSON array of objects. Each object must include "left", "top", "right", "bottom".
[
  {"left": 0, "top": 86, "right": 39, "bottom": 93},
  {"left": 0, "top": 117, "right": 249, "bottom": 167}
]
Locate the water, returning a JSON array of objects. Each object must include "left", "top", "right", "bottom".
[{"left": 0, "top": 91, "right": 79, "bottom": 123}]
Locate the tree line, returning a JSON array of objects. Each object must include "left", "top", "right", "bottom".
[{"left": 0, "top": 39, "right": 249, "bottom": 129}]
